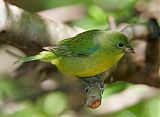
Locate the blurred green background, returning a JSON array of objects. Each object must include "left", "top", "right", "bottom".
[{"left": 0, "top": 0, "right": 159, "bottom": 117}]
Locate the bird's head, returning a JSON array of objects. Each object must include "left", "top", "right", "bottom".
[{"left": 105, "top": 31, "right": 135, "bottom": 55}]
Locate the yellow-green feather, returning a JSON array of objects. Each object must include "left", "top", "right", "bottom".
[{"left": 52, "top": 49, "right": 124, "bottom": 77}]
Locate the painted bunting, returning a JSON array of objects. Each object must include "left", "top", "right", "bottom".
[{"left": 15, "top": 29, "right": 134, "bottom": 78}]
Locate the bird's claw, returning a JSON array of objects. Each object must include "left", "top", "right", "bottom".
[{"left": 80, "top": 75, "right": 104, "bottom": 94}]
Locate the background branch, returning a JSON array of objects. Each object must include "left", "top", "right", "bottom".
[
  {"left": 90, "top": 85, "right": 159, "bottom": 115},
  {"left": 0, "top": 0, "right": 83, "bottom": 55}
]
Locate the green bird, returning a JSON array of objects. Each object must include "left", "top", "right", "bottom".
[{"left": 15, "top": 29, "right": 134, "bottom": 78}]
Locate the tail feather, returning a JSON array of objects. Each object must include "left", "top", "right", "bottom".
[
  {"left": 14, "top": 55, "right": 41, "bottom": 64},
  {"left": 14, "top": 51, "right": 56, "bottom": 64}
]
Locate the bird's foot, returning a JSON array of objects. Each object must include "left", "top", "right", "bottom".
[{"left": 81, "top": 75, "right": 104, "bottom": 93}]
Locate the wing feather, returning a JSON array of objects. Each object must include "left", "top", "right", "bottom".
[{"left": 44, "top": 30, "right": 101, "bottom": 57}]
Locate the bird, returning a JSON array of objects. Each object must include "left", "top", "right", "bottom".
[{"left": 15, "top": 29, "right": 134, "bottom": 78}]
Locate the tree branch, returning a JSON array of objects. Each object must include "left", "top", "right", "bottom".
[{"left": 0, "top": 0, "right": 83, "bottom": 55}]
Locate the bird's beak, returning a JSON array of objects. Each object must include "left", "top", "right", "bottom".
[{"left": 125, "top": 47, "right": 135, "bottom": 54}]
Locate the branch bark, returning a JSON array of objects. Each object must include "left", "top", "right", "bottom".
[{"left": 0, "top": 0, "right": 83, "bottom": 55}]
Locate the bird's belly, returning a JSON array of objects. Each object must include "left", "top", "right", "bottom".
[{"left": 52, "top": 55, "right": 117, "bottom": 77}]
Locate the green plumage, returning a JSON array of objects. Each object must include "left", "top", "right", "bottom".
[
  {"left": 48, "top": 30, "right": 101, "bottom": 57},
  {"left": 16, "top": 30, "right": 134, "bottom": 77}
]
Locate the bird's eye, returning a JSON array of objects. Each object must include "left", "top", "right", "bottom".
[{"left": 117, "top": 43, "right": 123, "bottom": 48}]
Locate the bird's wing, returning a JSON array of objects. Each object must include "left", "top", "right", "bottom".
[{"left": 44, "top": 30, "right": 101, "bottom": 57}]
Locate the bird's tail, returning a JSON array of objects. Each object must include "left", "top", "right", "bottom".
[{"left": 14, "top": 51, "right": 56, "bottom": 64}]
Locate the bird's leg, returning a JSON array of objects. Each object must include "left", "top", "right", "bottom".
[
  {"left": 80, "top": 75, "right": 104, "bottom": 92},
  {"left": 79, "top": 75, "right": 104, "bottom": 109}
]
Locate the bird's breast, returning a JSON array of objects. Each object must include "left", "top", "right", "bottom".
[{"left": 53, "top": 51, "right": 123, "bottom": 77}]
